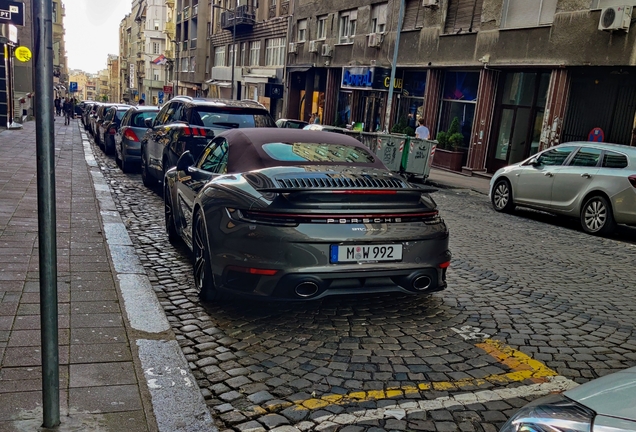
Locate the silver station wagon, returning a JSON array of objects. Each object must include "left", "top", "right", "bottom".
[{"left": 490, "top": 142, "right": 636, "bottom": 235}]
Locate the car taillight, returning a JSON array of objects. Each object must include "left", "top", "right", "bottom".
[
  {"left": 629, "top": 175, "right": 636, "bottom": 188},
  {"left": 108, "top": 127, "right": 117, "bottom": 135},
  {"left": 123, "top": 128, "right": 140, "bottom": 142}
]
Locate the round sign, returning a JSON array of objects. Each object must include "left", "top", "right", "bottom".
[
  {"left": 588, "top": 127, "right": 605, "bottom": 142},
  {"left": 15, "top": 46, "right": 32, "bottom": 63}
]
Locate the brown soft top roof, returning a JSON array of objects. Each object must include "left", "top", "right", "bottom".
[{"left": 216, "top": 128, "right": 386, "bottom": 173}]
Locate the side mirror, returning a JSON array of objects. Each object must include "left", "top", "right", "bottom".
[
  {"left": 177, "top": 151, "right": 195, "bottom": 172},
  {"left": 144, "top": 118, "right": 153, "bottom": 128},
  {"left": 531, "top": 159, "right": 541, "bottom": 167}
]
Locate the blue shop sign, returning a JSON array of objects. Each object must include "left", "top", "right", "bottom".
[{"left": 341, "top": 67, "right": 393, "bottom": 91}]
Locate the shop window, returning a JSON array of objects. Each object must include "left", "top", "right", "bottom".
[
  {"left": 395, "top": 71, "right": 427, "bottom": 130},
  {"left": 339, "top": 9, "right": 357, "bottom": 44},
  {"left": 336, "top": 91, "right": 352, "bottom": 127},
  {"left": 371, "top": 3, "right": 388, "bottom": 34},
  {"left": 265, "top": 37, "right": 286, "bottom": 66},
  {"left": 298, "top": 19, "right": 307, "bottom": 42},
  {"left": 438, "top": 71, "right": 479, "bottom": 144},
  {"left": 214, "top": 46, "right": 226, "bottom": 67},
  {"left": 501, "top": 0, "right": 558, "bottom": 29},
  {"left": 444, "top": 0, "right": 484, "bottom": 34},
  {"left": 317, "top": 16, "right": 327, "bottom": 40}
]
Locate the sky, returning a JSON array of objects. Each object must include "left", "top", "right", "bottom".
[{"left": 64, "top": 0, "right": 133, "bottom": 74}]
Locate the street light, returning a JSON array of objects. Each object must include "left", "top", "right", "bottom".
[{"left": 212, "top": 3, "right": 236, "bottom": 99}]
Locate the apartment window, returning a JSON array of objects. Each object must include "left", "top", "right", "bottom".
[
  {"left": 444, "top": 0, "right": 484, "bottom": 34},
  {"left": 181, "top": 57, "right": 189, "bottom": 72},
  {"left": 317, "top": 16, "right": 327, "bottom": 39},
  {"left": 190, "top": 56, "right": 196, "bottom": 72},
  {"left": 205, "top": 56, "right": 210, "bottom": 74},
  {"left": 153, "top": 42, "right": 160, "bottom": 54},
  {"left": 265, "top": 37, "right": 286, "bottom": 66},
  {"left": 214, "top": 46, "right": 226, "bottom": 66},
  {"left": 154, "top": 19, "right": 160, "bottom": 30},
  {"left": 52, "top": 2, "right": 57, "bottom": 23},
  {"left": 371, "top": 3, "right": 388, "bottom": 34},
  {"left": 228, "top": 43, "right": 236, "bottom": 67},
  {"left": 271, "top": 0, "right": 276, "bottom": 5},
  {"left": 297, "top": 19, "right": 307, "bottom": 42},
  {"left": 249, "top": 40, "right": 261, "bottom": 66},
  {"left": 339, "top": 9, "right": 357, "bottom": 44},
  {"left": 154, "top": 71, "right": 160, "bottom": 81},
  {"left": 501, "top": 0, "right": 558, "bottom": 29},
  {"left": 240, "top": 42, "right": 247, "bottom": 66}
]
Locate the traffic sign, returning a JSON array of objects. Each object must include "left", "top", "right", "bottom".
[
  {"left": 69, "top": 82, "right": 78, "bottom": 93},
  {"left": 158, "top": 98, "right": 164, "bottom": 104},
  {"left": 158, "top": 91, "right": 164, "bottom": 98},
  {"left": 14, "top": 45, "right": 31, "bottom": 62},
  {"left": 588, "top": 127, "right": 604, "bottom": 142},
  {"left": 0, "top": 1, "right": 25, "bottom": 26}
]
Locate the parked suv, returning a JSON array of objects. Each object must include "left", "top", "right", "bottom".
[{"left": 140, "top": 96, "right": 276, "bottom": 187}]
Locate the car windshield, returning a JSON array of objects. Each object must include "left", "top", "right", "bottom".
[
  {"left": 132, "top": 111, "right": 158, "bottom": 127},
  {"left": 191, "top": 107, "right": 275, "bottom": 129},
  {"left": 261, "top": 142, "right": 375, "bottom": 164}
]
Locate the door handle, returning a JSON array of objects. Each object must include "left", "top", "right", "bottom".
[
  {"left": 581, "top": 173, "right": 591, "bottom": 178},
  {"left": 544, "top": 172, "right": 553, "bottom": 177}
]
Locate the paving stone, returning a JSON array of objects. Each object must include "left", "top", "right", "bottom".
[
  {"left": 261, "top": 413, "right": 290, "bottom": 429},
  {"left": 247, "top": 390, "right": 276, "bottom": 404}
]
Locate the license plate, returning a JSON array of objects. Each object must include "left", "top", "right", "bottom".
[{"left": 330, "top": 244, "right": 403, "bottom": 263}]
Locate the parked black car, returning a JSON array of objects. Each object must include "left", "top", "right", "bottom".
[
  {"left": 90, "top": 103, "right": 111, "bottom": 140},
  {"left": 140, "top": 96, "right": 276, "bottom": 187},
  {"left": 115, "top": 106, "right": 160, "bottom": 173},
  {"left": 98, "top": 104, "right": 130, "bottom": 154}
]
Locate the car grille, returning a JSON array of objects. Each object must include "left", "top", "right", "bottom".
[{"left": 275, "top": 174, "right": 406, "bottom": 189}]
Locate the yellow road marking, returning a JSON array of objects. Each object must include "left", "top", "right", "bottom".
[{"left": 271, "top": 339, "right": 559, "bottom": 412}]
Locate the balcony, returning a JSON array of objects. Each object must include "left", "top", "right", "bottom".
[{"left": 221, "top": 5, "right": 255, "bottom": 32}]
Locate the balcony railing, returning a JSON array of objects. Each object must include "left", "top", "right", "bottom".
[{"left": 221, "top": 4, "right": 256, "bottom": 32}]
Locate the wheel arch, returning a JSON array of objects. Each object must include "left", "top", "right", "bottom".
[{"left": 579, "top": 189, "right": 614, "bottom": 216}]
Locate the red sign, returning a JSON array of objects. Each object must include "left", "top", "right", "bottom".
[
  {"left": 588, "top": 127, "right": 604, "bottom": 142},
  {"left": 163, "top": 85, "right": 173, "bottom": 94}
]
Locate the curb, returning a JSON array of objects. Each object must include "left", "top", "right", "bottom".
[
  {"left": 426, "top": 179, "right": 488, "bottom": 196},
  {"left": 81, "top": 125, "right": 217, "bottom": 432}
]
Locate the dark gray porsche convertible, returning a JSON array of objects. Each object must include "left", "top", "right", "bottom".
[{"left": 164, "top": 128, "right": 450, "bottom": 301}]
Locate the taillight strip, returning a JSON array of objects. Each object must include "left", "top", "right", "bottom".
[{"left": 244, "top": 210, "right": 438, "bottom": 219}]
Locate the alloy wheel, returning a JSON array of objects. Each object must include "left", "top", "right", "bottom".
[
  {"left": 164, "top": 187, "right": 178, "bottom": 243},
  {"left": 193, "top": 216, "right": 207, "bottom": 293},
  {"left": 583, "top": 199, "right": 607, "bottom": 232},
  {"left": 493, "top": 182, "right": 509, "bottom": 210}
]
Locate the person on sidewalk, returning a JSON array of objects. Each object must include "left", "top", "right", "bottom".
[
  {"left": 415, "top": 118, "right": 430, "bottom": 140},
  {"left": 138, "top": 98, "right": 145, "bottom": 106},
  {"left": 63, "top": 98, "right": 73, "bottom": 125},
  {"left": 54, "top": 97, "right": 61, "bottom": 116}
]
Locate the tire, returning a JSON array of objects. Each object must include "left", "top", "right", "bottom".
[
  {"left": 491, "top": 178, "right": 515, "bottom": 213},
  {"left": 141, "top": 149, "right": 155, "bottom": 187},
  {"left": 164, "top": 185, "right": 180, "bottom": 245},
  {"left": 115, "top": 148, "right": 122, "bottom": 168},
  {"left": 192, "top": 210, "right": 219, "bottom": 302},
  {"left": 580, "top": 195, "right": 616, "bottom": 235}
]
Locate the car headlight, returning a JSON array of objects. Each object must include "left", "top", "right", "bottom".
[{"left": 500, "top": 394, "right": 595, "bottom": 432}]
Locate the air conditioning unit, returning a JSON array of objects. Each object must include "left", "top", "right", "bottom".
[
  {"left": 367, "top": 33, "right": 382, "bottom": 48},
  {"left": 422, "top": 0, "right": 438, "bottom": 6},
  {"left": 599, "top": 5, "right": 632, "bottom": 32},
  {"left": 321, "top": 44, "right": 333, "bottom": 57},
  {"left": 288, "top": 42, "right": 298, "bottom": 54},
  {"left": 308, "top": 40, "right": 319, "bottom": 53}
]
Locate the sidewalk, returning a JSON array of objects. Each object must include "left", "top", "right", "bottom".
[
  {"left": 426, "top": 167, "right": 491, "bottom": 195},
  {"left": 0, "top": 119, "right": 215, "bottom": 431}
]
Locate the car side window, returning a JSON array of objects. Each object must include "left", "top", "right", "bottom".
[
  {"left": 602, "top": 151, "right": 628, "bottom": 168},
  {"left": 169, "top": 103, "right": 184, "bottom": 123},
  {"left": 536, "top": 146, "right": 576, "bottom": 166},
  {"left": 103, "top": 109, "right": 114, "bottom": 122},
  {"left": 568, "top": 147, "right": 602, "bottom": 167},
  {"left": 155, "top": 103, "right": 173, "bottom": 126},
  {"left": 198, "top": 139, "right": 229, "bottom": 174}
]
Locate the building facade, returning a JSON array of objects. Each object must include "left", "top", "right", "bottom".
[
  {"left": 52, "top": 0, "right": 68, "bottom": 98},
  {"left": 107, "top": 54, "right": 120, "bottom": 102},
  {"left": 68, "top": 70, "right": 89, "bottom": 100},
  {"left": 174, "top": 0, "right": 211, "bottom": 96},
  {"left": 208, "top": 0, "right": 290, "bottom": 119},
  {"left": 287, "top": 0, "right": 636, "bottom": 174}
]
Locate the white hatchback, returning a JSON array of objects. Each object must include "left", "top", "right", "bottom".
[{"left": 490, "top": 142, "right": 636, "bottom": 235}]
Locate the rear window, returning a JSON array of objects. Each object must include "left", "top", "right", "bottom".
[
  {"left": 262, "top": 142, "right": 375, "bottom": 164},
  {"left": 190, "top": 107, "right": 275, "bottom": 129},
  {"left": 132, "top": 111, "right": 158, "bottom": 127},
  {"left": 116, "top": 110, "right": 128, "bottom": 120},
  {"left": 602, "top": 151, "right": 628, "bottom": 168}
]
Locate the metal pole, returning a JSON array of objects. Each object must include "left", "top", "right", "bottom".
[
  {"left": 231, "top": 9, "right": 235, "bottom": 100},
  {"left": 33, "top": 0, "right": 60, "bottom": 427},
  {"left": 383, "top": 0, "right": 405, "bottom": 132}
]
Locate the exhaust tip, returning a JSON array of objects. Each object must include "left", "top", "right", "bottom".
[
  {"left": 412, "top": 275, "right": 432, "bottom": 291},
  {"left": 295, "top": 281, "right": 319, "bottom": 298}
]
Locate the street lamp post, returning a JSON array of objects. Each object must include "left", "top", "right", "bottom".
[{"left": 213, "top": 4, "right": 236, "bottom": 100}]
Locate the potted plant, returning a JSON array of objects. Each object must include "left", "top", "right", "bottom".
[{"left": 432, "top": 117, "right": 466, "bottom": 171}]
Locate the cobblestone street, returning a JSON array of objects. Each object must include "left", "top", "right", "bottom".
[{"left": 91, "top": 133, "right": 636, "bottom": 432}]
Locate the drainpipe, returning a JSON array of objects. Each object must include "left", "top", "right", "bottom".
[{"left": 383, "top": 0, "right": 405, "bottom": 132}]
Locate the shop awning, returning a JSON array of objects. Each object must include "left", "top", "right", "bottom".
[
  {"left": 204, "top": 79, "right": 232, "bottom": 88},
  {"left": 287, "top": 65, "right": 313, "bottom": 73}
]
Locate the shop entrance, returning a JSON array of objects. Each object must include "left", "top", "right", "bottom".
[
  {"left": 488, "top": 71, "right": 550, "bottom": 172},
  {"left": 358, "top": 92, "right": 385, "bottom": 132}
]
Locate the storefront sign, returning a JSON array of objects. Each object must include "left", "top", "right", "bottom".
[
  {"left": 341, "top": 67, "right": 395, "bottom": 91},
  {"left": 129, "top": 63, "right": 135, "bottom": 89},
  {"left": 383, "top": 76, "right": 403, "bottom": 90}
]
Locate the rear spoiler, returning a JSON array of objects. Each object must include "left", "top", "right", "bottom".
[{"left": 255, "top": 187, "right": 438, "bottom": 194}]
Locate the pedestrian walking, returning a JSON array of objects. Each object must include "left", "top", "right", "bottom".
[
  {"left": 138, "top": 99, "right": 145, "bottom": 106},
  {"left": 63, "top": 98, "right": 73, "bottom": 125},
  {"left": 54, "top": 97, "right": 61, "bottom": 116},
  {"left": 415, "top": 118, "right": 430, "bottom": 140}
]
